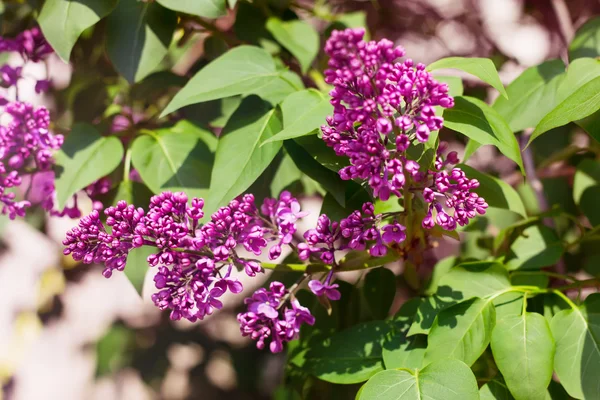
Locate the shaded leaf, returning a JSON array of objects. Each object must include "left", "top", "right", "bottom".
[
  {"left": 424, "top": 297, "right": 496, "bottom": 366},
  {"left": 106, "top": 0, "right": 176, "bottom": 83},
  {"left": 130, "top": 127, "right": 213, "bottom": 199},
  {"left": 124, "top": 246, "right": 153, "bottom": 296},
  {"left": 300, "top": 321, "right": 387, "bottom": 384},
  {"left": 480, "top": 379, "right": 515, "bottom": 400},
  {"left": 284, "top": 139, "right": 346, "bottom": 206},
  {"left": 573, "top": 159, "right": 600, "bottom": 226},
  {"left": 569, "top": 17, "right": 600, "bottom": 60},
  {"left": 383, "top": 299, "right": 427, "bottom": 370},
  {"left": 363, "top": 268, "right": 396, "bottom": 320},
  {"left": 205, "top": 96, "right": 282, "bottom": 214},
  {"left": 551, "top": 293, "right": 600, "bottom": 399},
  {"left": 54, "top": 123, "right": 124, "bottom": 209}
]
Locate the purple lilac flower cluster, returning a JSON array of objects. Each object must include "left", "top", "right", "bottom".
[
  {"left": 63, "top": 191, "right": 310, "bottom": 323},
  {"left": 421, "top": 145, "right": 488, "bottom": 230},
  {"left": 321, "top": 28, "right": 487, "bottom": 230},
  {"left": 238, "top": 282, "right": 315, "bottom": 353},
  {"left": 0, "top": 102, "right": 63, "bottom": 218},
  {"left": 299, "top": 202, "right": 407, "bottom": 263},
  {"left": 321, "top": 28, "right": 453, "bottom": 201}
]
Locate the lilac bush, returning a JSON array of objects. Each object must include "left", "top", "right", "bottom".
[{"left": 3, "top": 2, "right": 600, "bottom": 399}]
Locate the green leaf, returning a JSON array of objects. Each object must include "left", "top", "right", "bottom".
[
  {"left": 161, "top": 46, "right": 280, "bottom": 116},
  {"left": 156, "top": 0, "right": 226, "bottom": 18},
  {"left": 443, "top": 96, "right": 524, "bottom": 172},
  {"left": 300, "top": 321, "right": 387, "bottom": 384},
  {"left": 427, "top": 57, "right": 508, "bottom": 98},
  {"left": 284, "top": 139, "right": 346, "bottom": 206},
  {"left": 480, "top": 379, "right": 515, "bottom": 400},
  {"left": 409, "top": 261, "right": 520, "bottom": 334},
  {"left": 262, "top": 89, "right": 332, "bottom": 144},
  {"left": 529, "top": 76, "right": 600, "bottom": 145},
  {"left": 170, "top": 120, "right": 218, "bottom": 152},
  {"left": 576, "top": 109, "right": 600, "bottom": 143},
  {"left": 266, "top": 18, "right": 319, "bottom": 73},
  {"left": 505, "top": 225, "right": 564, "bottom": 271},
  {"left": 424, "top": 297, "right": 496, "bottom": 366},
  {"left": 96, "top": 325, "right": 134, "bottom": 377},
  {"left": 550, "top": 293, "right": 600, "bottom": 399},
  {"left": 383, "top": 299, "right": 427, "bottom": 370},
  {"left": 425, "top": 256, "right": 457, "bottom": 296},
  {"left": 130, "top": 127, "right": 213, "bottom": 199},
  {"left": 270, "top": 153, "right": 302, "bottom": 197},
  {"left": 573, "top": 159, "right": 600, "bottom": 226},
  {"left": 107, "top": 180, "right": 154, "bottom": 208},
  {"left": 106, "top": 0, "right": 176, "bottom": 83},
  {"left": 491, "top": 313, "right": 555, "bottom": 400},
  {"left": 459, "top": 165, "right": 527, "bottom": 218},
  {"left": 54, "top": 123, "right": 124, "bottom": 210},
  {"left": 569, "top": 16, "right": 600, "bottom": 60},
  {"left": 363, "top": 268, "right": 396, "bottom": 320},
  {"left": 250, "top": 70, "right": 304, "bottom": 106},
  {"left": 205, "top": 96, "right": 282, "bottom": 214},
  {"left": 359, "top": 359, "right": 479, "bottom": 400},
  {"left": 492, "top": 59, "right": 565, "bottom": 132},
  {"left": 38, "top": 0, "right": 118, "bottom": 62},
  {"left": 124, "top": 246, "right": 153, "bottom": 296}
]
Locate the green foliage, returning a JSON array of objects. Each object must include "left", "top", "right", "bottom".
[
  {"left": 427, "top": 57, "right": 508, "bottom": 98},
  {"left": 492, "top": 59, "right": 565, "bottom": 132},
  {"left": 54, "top": 123, "right": 124, "bottom": 209},
  {"left": 424, "top": 298, "right": 496, "bottom": 366},
  {"left": 38, "top": 0, "right": 118, "bottom": 61},
  {"left": 443, "top": 96, "right": 524, "bottom": 172},
  {"left": 206, "top": 96, "right": 282, "bottom": 213},
  {"left": 569, "top": 16, "right": 600, "bottom": 60},
  {"left": 491, "top": 313, "right": 555, "bottom": 400},
  {"left": 161, "top": 46, "right": 281, "bottom": 116},
  {"left": 131, "top": 127, "right": 214, "bottom": 198},
  {"left": 266, "top": 18, "right": 320, "bottom": 73},
  {"left": 551, "top": 294, "right": 600, "bottom": 399},
  {"left": 263, "top": 89, "right": 332, "bottom": 144},
  {"left": 106, "top": 0, "right": 177, "bottom": 83},
  {"left": 359, "top": 359, "right": 479, "bottom": 400},
  {"left": 299, "top": 321, "right": 387, "bottom": 384},
  {"left": 124, "top": 246, "right": 154, "bottom": 296},
  {"left": 156, "top": 0, "right": 227, "bottom": 19}
]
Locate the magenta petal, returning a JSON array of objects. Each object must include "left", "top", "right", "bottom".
[
  {"left": 257, "top": 303, "right": 278, "bottom": 319},
  {"left": 308, "top": 279, "right": 324, "bottom": 296}
]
